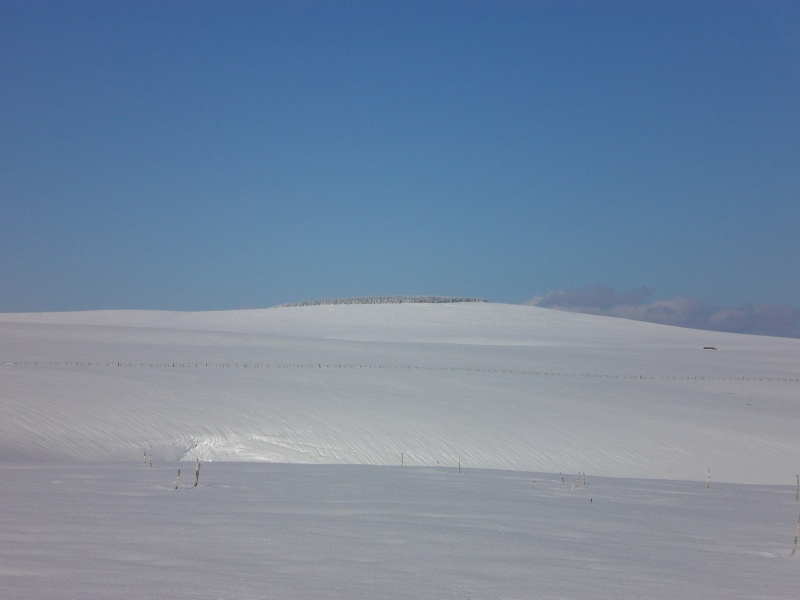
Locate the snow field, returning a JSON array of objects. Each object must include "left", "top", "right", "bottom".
[
  {"left": 0, "top": 462, "right": 797, "bottom": 600},
  {"left": 2, "top": 302, "right": 800, "bottom": 598}
]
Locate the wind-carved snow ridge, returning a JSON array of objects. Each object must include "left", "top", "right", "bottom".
[{"left": 277, "top": 296, "right": 487, "bottom": 307}]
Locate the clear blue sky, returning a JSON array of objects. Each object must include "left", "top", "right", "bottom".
[{"left": 2, "top": 1, "right": 798, "bottom": 312}]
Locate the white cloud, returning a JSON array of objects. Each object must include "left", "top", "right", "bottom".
[{"left": 525, "top": 285, "right": 800, "bottom": 337}]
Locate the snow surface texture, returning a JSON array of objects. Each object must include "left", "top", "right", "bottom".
[
  {"left": 1, "top": 463, "right": 798, "bottom": 600},
  {"left": 2, "top": 303, "right": 800, "bottom": 598},
  {"left": 1, "top": 302, "right": 799, "bottom": 483}
]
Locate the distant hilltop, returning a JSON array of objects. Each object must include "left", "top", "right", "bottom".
[{"left": 277, "top": 296, "right": 488, "bottom": 307}]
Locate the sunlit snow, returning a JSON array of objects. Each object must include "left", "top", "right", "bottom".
[{"left": 1, "top": 302, "right": 799, "bottom": 598}]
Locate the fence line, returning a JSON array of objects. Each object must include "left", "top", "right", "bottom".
[{"left": 2, "top": 361, "right": 798, "bottom": 383}]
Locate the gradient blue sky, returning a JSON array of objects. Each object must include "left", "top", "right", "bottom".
[{"left": 2, "top": 1, "right": 798, "bottom": 312}]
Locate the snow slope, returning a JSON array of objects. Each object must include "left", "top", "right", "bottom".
[{"left": 2, "top": 302, "right": 798, "bottom": 483}]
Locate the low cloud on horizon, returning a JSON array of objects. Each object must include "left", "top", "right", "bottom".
[{"left": 524, "top": 286, "right": 800, "bottom": 338}]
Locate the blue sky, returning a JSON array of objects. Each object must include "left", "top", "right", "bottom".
[{"left": 2, "top": 1, "right": 798, "bottom": 315}]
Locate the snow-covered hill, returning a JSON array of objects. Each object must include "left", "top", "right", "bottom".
[
  {"left": 2, "top": 302, "right": 798, "bottom": 483},
  {"left": 3, "top": 303, "right": 800, "bottom": 598}
]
